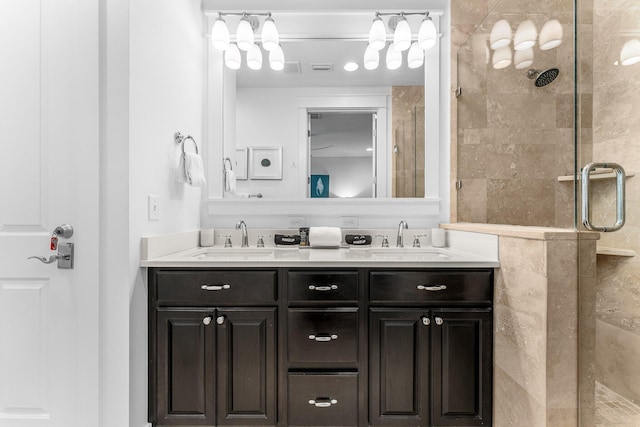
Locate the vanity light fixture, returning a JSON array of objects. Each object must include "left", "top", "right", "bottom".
[
  {"left": 344, "top": 62, "right": 359, "bottom": 72},
  {"left": 225, "top": 43, "right": 242, "bottom": 69},
  {"left": 407, "top": 42, "right": 424, "bottom": 69},
  {"left": 269, "top": 44, "right": 285, "bottom": 70},
  {"left": 492, "top": 45, "right": 512, "bottom": 69},
  {"left": 368, "top": 13, "right": 387, "bottom": 51},
  {"left": 236, "top": 14, "right": 257, "bottom": 51},
  {"left": 211, "top": 13, "right": 230, "bottom": 50},
  {"left": 386, "top": 43, "right": 402, "bottom": 70},
  {"left": 620, "top": 39, "right": 640, "bottom": 66},
  {"left": 261, "top": 14, "right": 279, "bottom": 52},
  {"left": 514, "top": 47, "right": 534, "bottom": 69},
  {"left": 246, "top": 44, "right": 263, "bottom": 70},
  {"left": 364, "top": 45, "right": 380, "bottom": 70},
  {"left": 539, "top": 19, "right": 563, "bottom": 50},
  {"left": 489, "top": 19, "right": 512, "bottom": 50},
  {"left": 391, "top": 14, "right": 412, "bottom": 51},
  {"left": 418, "top": 12, "right": 437, "bottom": 50},
  {"left": 514, "top": 20, "right": 537, "bottom": 51}
]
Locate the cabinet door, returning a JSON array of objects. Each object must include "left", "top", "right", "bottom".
[
  {"left": 217, "top": 308, "right": 277, "bottom": 426},
  {"left": 155, "top": 309, "right": 215, "bottom": 425},
  {"left": 369, "top": 309, "right": 430, "bottom": 426},
  {"left": 431, "top": 309, "right": 492, "bottom": 426}
]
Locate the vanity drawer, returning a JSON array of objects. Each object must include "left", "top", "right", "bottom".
[
  {"left": 153, "top": 270, "right": 277, "bottom": 306},
  {"left": 369, "top": 270, "right": 493, "bottom": 305},
  {"left": 288, "top": 372, "right": 358, "bottom": 427},
  {"left": 288, "top": 271, "right": 358, "bottom": 304},
  {"left": 288, "top": 309, "right": 358, "bottom": 366}
]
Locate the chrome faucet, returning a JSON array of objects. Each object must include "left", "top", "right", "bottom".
[
  {"left": 397, "top": 220, "right": 408, "bottom": 248},
  {"left": 235, "top": 220, "right": 249, "bottom": 247}
]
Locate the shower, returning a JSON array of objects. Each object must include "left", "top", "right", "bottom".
[{"left": 527, "top": 68, "right": 560, "bottom": 87}]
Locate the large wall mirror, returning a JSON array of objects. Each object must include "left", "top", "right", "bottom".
[{"left": 204, "top": 0, "right": 450, "bottom": 218}]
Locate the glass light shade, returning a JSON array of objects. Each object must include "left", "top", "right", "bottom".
[
  {"left": 344, "top": 62, "right": 359, "bottom": 72},
  {"left": 368, "top": 16, "right": 386, "bottom": 51},
  {"left": 386, "top": 43, "right": 402, "bottom": 70},
  {"left": 492, "top": 46, "right": 512, "bottom": 69},
  {"left": 364, "top": 45, "right": 379, "bottom": 70},
  {"left": 620, "top": 39, "right": 640, "bottom": 66},
  {"left": 407, "top": 42, "right": 424, "bottom": 69},
  {"left": 246, "top": 44, "right": 262, "bottom": 70},
  {"left": 514, "top": 47, "right": 534, "bottom": 69},
  {"left": 418, "top": 16, "right": 437, "bottom": 50},
  {"left": 211, "top": 16, "right": 230, "bottom": 51},
  {"left": 489, "top": 19, "right": 512, "bottom": 50},
  {"left": 261, "top": 17, "right": 279, "bottom": 52},
  {"left": 236, "top": 17, "right": 255, "bottom": 51},
  {"left": 539, "top": 19, "right": 563, "bottom": 50},
  {"left": 393, "top": 17, "right": 412, "bottom": 51},
  {"left": 269, "top": 45, "right": 285, "bottom": 70},
  {"left": 514, "top": 20, "right": 537, "bottom": 51},
  {"left": 224, "top": 43, "right": 241, "bottom": 70}
]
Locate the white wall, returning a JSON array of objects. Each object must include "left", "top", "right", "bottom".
[
  {"left": 311, "top": 156, "right": 373, "bottom": 198},
  {"left": 127, "top": 0, "right": 204, "bottom": 425}
]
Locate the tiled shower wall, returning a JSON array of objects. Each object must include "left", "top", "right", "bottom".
[{"left": 452, "top": 0, "right": 575, "bottom": 227}]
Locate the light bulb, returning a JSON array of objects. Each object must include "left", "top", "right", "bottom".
[
  {"left": 514, "top": 20, "right": 537, "bottom": 51},
  {"left": 261, "top": 16, "right": 279, "bottom": 52},
  {"left": 364, "top": 45, "right": 379, "bottom": 70},
  {"left": 408, "top": 42, "right": 424, "bottom": 68},
  {"left": 211, "top": 15, "right": 230, "bottom": 51},
  {"left": 225, "top": 43, "right": 241, "bottom": 70},
  {"left": 236, "top": 16, "right": 255, "bottom": 51},
  {"left": 386, "top": 43, "right": 402, "bottom": 70},
  {"left": 393, "top": 17, "right": 412, "bottom": 52},
  {"left": 247, "top": 44, "right": 262, "bottom": 70},
  {"left": 514, "top": 47, "right": 534, "bottom": 69},
  {"left": 269, "top": 44, "right": 284, "bottom": 70},
  {"left": 368, "top": 15, "right": 386, "bottom": 51},
  {"left": 621, "top": 39, "right": 640, "bottom": 66},
  {"left": 344, "top": 62, "right": 359, "bottom": 72},
  {"left": 492, "top": 46, "right": 512, "bottom": 69},
  {"left": 539, "top": 19, "right": 563, "bottom": 50},
  {"left": 418, "top": 15, "right": 437, "bottom": 50},
  {"left": 490, "top": 19, "right": 512, "bottom": 50}
]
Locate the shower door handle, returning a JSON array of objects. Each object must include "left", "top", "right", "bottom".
[{"left": 581, "top": 162, "right": 625, "bottom": 232}]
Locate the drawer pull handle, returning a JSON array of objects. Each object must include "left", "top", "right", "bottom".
[
  {"left": 435, "top": 316, "right": 444, "bottom": 326},
  {"left": 308, "top": 334, "right": 338, "bottom": 342},
  {"left": 201, "top": 284, "right": 231, "bottom": 291},
  {"left": 308, "top": 284, "right": 338, "bottom": 291},
  {"left": 416, "top": 284, "right": 447, "bottom": 291},
  {"left": 308, "top": 398, "right": 338, "bottom": 407}
]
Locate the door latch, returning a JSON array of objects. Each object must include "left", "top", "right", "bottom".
[{"left": 28, "top": 224, "right": 75, "bottom": 269}]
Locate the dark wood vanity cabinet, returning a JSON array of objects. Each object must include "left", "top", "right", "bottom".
[{"left": 148, "top": 267, "right": 493, "bottom": 427}]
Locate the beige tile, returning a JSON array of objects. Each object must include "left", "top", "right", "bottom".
[
  {"left": 547, "top": 408, "right": 579, "bottom": 427},
  {"left": 546, "top": 240, "right": 579, "bottom": 279},
  {"left": 457, "top": 179, "right": 488, "bottom": 223},
  {"left": 498, "top": 237, "right": 547, "bottom": 274},
  {"left": 451, "top": 0, "right": 489, "bottom": 27},
  {"left": 487, "top": 93, "right": 557, "bottom": 129},
  {"left": 494, "top": 365, "right": 546, "bottom": 427},
  {"left": 487, "top": 179, "right": 556, "bottom": 226}
]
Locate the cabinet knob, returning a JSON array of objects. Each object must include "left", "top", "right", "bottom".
[
  {"left": 308, "top": 334, "right": 338, "bottom": 342},
  {"left": 434, "top": 316, "right": 444, "bottom": 326},
  {"left": 202, "top": 316, "right": 213, "bottom": 326},
  {"left": 308, "top": 284, "right": 339, "bottom": 291},
  {"left": 421, "top": 316, "right": 431, "bottom": 326},
  {"left": 416, "top": 284, "right": 447, "bottom": 292},
  {"left": 308, "top": 398, "right": 338, "bottom": 407},
  {"left": 201, "top": 284, "right": 231, "bottom": 291},
  {"left": 216, "top": 315, "right": 225, "bottom": 325}
]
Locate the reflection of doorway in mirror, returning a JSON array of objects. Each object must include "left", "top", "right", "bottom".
[
  {"left": 392, "top": 86, "right": 425, "bottom": 198},
  {"left": 308, "top": 112, "right": 376, "bottom": 198}
]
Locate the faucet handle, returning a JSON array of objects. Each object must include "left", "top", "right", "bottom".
[
  {"left": 218, "top": 235, "right": 233, "bottom": 248},
  {"left": 376, "top": 234, "right": 390, "bottom": 248},
  {"left": 256, "top": 234, "right": 271, "bottom": 248},
  {"left": 412, "top": 234, "right": 427, "bottom": 248}
]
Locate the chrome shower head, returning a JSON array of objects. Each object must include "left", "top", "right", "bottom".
[{"left": 527, "top": 68, "right": 560, "bottom": 87}]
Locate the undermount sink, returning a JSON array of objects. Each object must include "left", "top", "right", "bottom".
[
  {"left": 193, "top": 247, "right": 277, "bottom": 260},
  {"left": 357, "top": 247, "right": 451, "bottom": 261}
]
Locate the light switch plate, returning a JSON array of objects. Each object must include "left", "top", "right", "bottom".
[
  {"left": 340, "top": 216, "right": 359, "bottom": 228},
  {"left": 148, "top": 195, "right": 160, "bottom": 221}
]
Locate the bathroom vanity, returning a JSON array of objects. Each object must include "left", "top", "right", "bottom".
[{"left": 143, "top": 235, "right": 498, "bottom": 427}]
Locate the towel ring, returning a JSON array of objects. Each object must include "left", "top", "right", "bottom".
[
  {"left": 174, "top": 132, "right": 199, "bottom": 155},
  {"left": 223, "top": 157, "right": 233, "bottom": 171}
]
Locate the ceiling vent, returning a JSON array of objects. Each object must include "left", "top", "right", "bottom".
[
  {"left": 283, "top": 61, "right": 301, "bottom": 73},
  {"left": 311, "top": 63, "right": 333, "bottom": 72}
]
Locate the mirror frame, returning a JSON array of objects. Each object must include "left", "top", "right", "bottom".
[{"left": 203, "top": 2, "right": 451, "bottom": 226}]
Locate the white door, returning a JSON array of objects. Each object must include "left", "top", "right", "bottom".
[{"left": 0, "top": 0, "right": 100, "bottom": 426}]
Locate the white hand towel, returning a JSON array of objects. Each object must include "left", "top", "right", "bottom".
[
  {"left": 309, "top": 227, "right": 342, "bottom": 248},
  {"left": 225, "top": 169, "right": 237, "bottom": 192},
  {"left": 178, "top": 152, "right": 206, "bottom": 187}
]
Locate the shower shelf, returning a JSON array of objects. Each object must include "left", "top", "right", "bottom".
[
  {"left": 557, "top": 169, "right": 635, "bottom": 182},
  {"left": 596, "top": 246, "right": 636, "bottom": 257}
]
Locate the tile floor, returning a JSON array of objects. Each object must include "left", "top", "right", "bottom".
[{"left": 595, "top": 382, "right": 640, "bottom": 426}]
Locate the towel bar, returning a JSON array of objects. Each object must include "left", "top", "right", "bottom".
[{"left": 174, "top": 131, "right": 199, "bottom": 154}]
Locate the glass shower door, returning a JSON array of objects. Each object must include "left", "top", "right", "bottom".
[{"left": 578, "top": 1, "right": 640, "bottom": 425}]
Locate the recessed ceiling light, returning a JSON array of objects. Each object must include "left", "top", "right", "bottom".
[
  {"left": 366, "top": 147, "right": 374, "bottom": 152},
  {"left": 344, "top": 62, "right": 359, "bottom": 72}
]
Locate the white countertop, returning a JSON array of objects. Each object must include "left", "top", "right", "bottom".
[{"left": 140, "top": 229, "right": 500, "bottom": 268}]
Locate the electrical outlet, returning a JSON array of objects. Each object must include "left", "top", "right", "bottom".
[
  {"left": 148, "top": 195, "right": 160, "bottom": 221},
  {"left": 340, "top": 216, "right": 359, "bottom": 228},
  {"left": 288, "top": 216, "right": 305, "bottom": 229}
]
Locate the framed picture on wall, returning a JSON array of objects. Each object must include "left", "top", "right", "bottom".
[
  {"left": 235, "top": 148, "right": 248, "bottom": 180},
  {"left": 310, "top": 174, "right": 330, "bottom": 197},
  {"left": 249, "top": 147, "right": 283, "bottom": 180}
]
